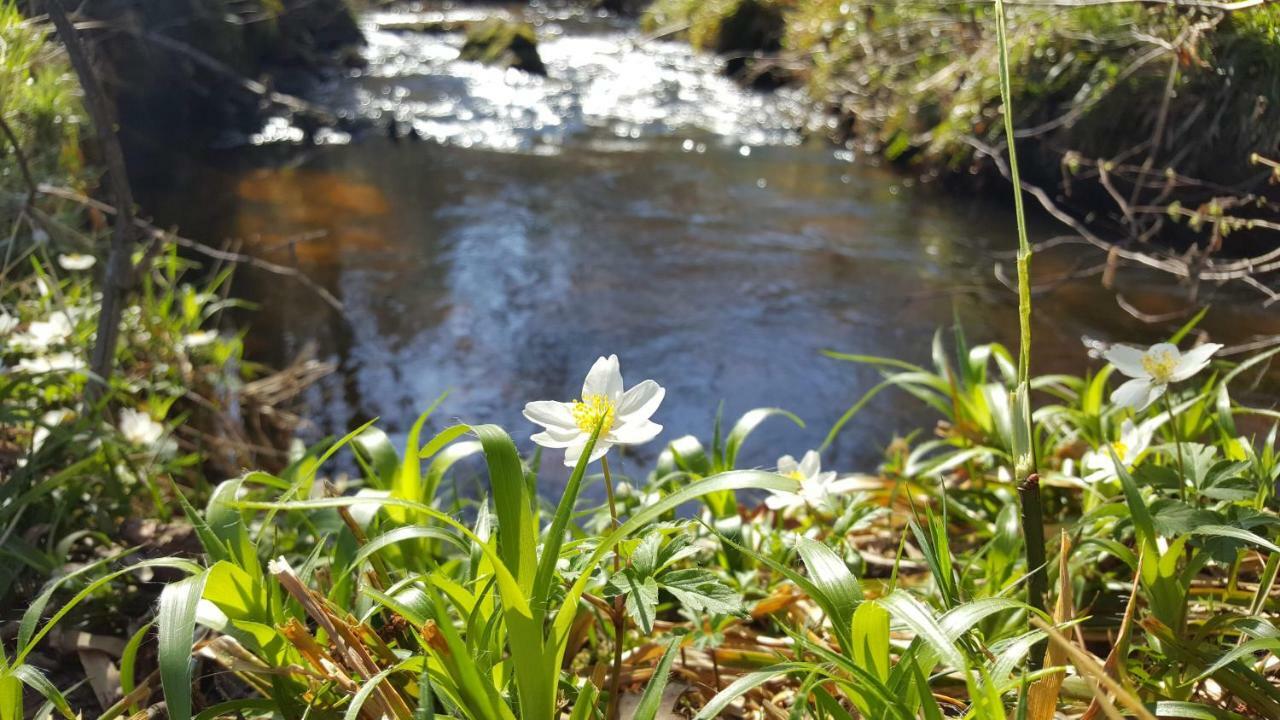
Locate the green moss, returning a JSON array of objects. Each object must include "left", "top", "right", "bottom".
[
  {"left": 459, "top": 18, "right": 547, "bottom": 76},
  {"left": 0, "top": 2, "right": 83, "bottom": 227}
]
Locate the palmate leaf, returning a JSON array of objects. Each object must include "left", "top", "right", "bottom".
[
  {"left": 619, "top": 573, "right": 661, "bottom": 635},
  {"left": 551, "top": 471, "right": 793, "bottom": 666},
  {"left": 659, "top": 568, "right": 742, "bottom": 617}
]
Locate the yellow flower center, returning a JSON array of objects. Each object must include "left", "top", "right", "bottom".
[
  {"left": 1141, "top": 350, "right": 1177, "bottom": 384},
  {"left": 1111, "top": 440, "right": 1128, "bottom": 459},
  {"left": 785, "top": 469, "right": 806, "bottom": 481},
  {"left": 572, "top": 394, "right": 616, "bottom": 434}
]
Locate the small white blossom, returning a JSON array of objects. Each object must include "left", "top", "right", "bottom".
[
  {"left": 1105, "top": 341, "right": 1221, "bottom": 411},
  {"left": 10, "top": 311, "right": 73, "bottom": 352},
  {"left": 57, "top": 253, "right": 96, "bottom": 271},
  {"left": 119, "top": 408, "right": 164, "bottom": 446},
  {"left": 766, "top": 450, "right": 858, "bottom": 515},
  {"left": 1081, "top": 419, "right": 1153, "bottom": 483},
  {"left": 118, "top": 408, "right": 177, "bottom": 457},
  {"left": 523, "top": 354, "right": 664, "bottom": 467},
  {"left": 183, "top": 330, "right": 218, "bottom": 348},
  {"left": 15, "top": 351, "right": 84, "bottom": 374}
]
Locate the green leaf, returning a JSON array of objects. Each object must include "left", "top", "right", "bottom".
[
  {"left": 354, "top": 425, "right": 400, "bottom": 488},
  {"left": 658, "top": 569, "right": 741, "bottom": 617},
  {"left": 876, "top": 590, "right": 965, "bottom": 671},
  {"left": 120, "top": 621, "right": 154, "bottom": 716},
  {"left": 723, "top": 408, "right": 803, "bottom": 469},
  {"left": 851, "top": 601, "right": 890, "bottom": 683},
  {"left": 1153, "top": 701, "right": 1248, "bottom": 720},
  {"left": 1189, "top": 525, "right": 1280, "bottom": 554},
  {"left": 531, "top": 422, "right": 602, "bottom": 620},
  {"left": 1191, "top": 637, "right": 1280, "bottom": 683},
  {"left": 632, "top": 637, "right": 683, "bottom": 720},
  {"left": 159, "top": 570, "right": 211, "bottom": 720},
  {"left": 621, "top": 573, "right": 661, "bottom": 635},
  {"left": 343, "top": 658, "right": 417, "bottom": 720},
  {"left": 12, "top": 665, "right": 74, "bottom": 720},
  {"left": 795, "top": 536, "right": 861, "bottom": 630},
  {"left": 471, "top": 424, "right": 538, "bottom": 592}
]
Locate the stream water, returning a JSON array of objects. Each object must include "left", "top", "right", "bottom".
[{"left": 142, "top": 5, "right": 1278, "bottom": 484}]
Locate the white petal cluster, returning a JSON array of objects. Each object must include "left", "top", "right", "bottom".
[
  {"left": 766, "top": 450, "right": 857, "bottom": 515},
  {"left": 1080, "top": 419, "right": 1154, "bottom": 483},
  {"left": 119, "top": 408, "right": 176, "bottom": 457},
  {"left": 14, "top": 351, "right": 84, "bottom": 375},
  {"left": 524, "top": 355, "right": 664, "bottom": 467},
  {"left": 1105, "top": 342, "right": 1220, "bottom": 411},
  {"left": 9, "top": 311, "right": 73, "bottom": 352}
]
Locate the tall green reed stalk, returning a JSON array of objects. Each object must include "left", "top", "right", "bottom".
[{"left": 993, "top": 0, "right": 1048, "bottom": 638}]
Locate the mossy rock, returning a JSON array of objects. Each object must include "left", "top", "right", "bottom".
[{"left": 458, "top": 18, "right": 547, "bottom": 76}]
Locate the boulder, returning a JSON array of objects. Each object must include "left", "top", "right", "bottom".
[{"left": 458, "top": 18, "right": 546, "bottom": 76}]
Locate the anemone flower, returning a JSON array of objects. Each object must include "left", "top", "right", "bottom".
[
  {"left": 1104, "top": 341, "right": 1221, "bottom": 411},
  {"left": 57, "top": 253, "right": 96, "bottom": 271},
  {"left": 766, "top": 450, "right": 856, "bottom": 515},
  {"left": 1081, "top": 419, "right": 1153, "bottom": 483},
  {"left": 524, "top": 354, "right": 664, "bottom": 467},
  {"left": 119, "top": 408, "right": 177, "bottom": 457}
]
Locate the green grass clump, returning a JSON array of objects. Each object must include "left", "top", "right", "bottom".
[{"left": 9, "top": 326, "right": 1270, "bottom": 718}]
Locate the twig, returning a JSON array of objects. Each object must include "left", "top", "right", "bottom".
[{"left": 0, "top": 115, "right": 38, "bottom": 209}]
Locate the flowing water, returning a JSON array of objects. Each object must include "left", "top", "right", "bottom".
[{"left": 143, "top": 5, "right": 1279, "bottom": 483}]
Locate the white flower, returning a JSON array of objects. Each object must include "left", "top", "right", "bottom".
[
  {"left": 57, "top": 253, "right": 96, "bottom": 271},
  {"left": 183, "top": 330, "right": 218, "bottom": 348},
  {"left": 1081, "top": 419, "right": 1153, "bottom": 483},
  {"left": 0, "top": 312, "right": 17, "bottom": 336},
  {"left": 766, "top": 450, "right": 857, "bottom": 515},
  {"left": 1105, "top": 341, "right": 1222, "bottom": 411},
  {"left": 10, "top": 311, "right": 73, "bottom": 352},
  {"left": 119, "top": 408, "right": 176, "bottom": 457},
  {"left": 15, "top": 351, "right": 84, "bottom": 374},
  {"left": 119, "top": 408, "right": 164, "bottom": 446},
  {"left": 523, "top": 354, "right": 664, "bottom": 467}
]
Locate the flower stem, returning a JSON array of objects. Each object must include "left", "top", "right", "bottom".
[
  {"left": 602, "top": 456, "right": 626, "bottom": 720},
  {"left": 1163, "top": 392, "right": 1187, "bottom": 502}
]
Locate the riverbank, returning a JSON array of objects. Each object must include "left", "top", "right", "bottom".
[{"left": 643, "top": 0, "right": 1280, "bottom": 264}]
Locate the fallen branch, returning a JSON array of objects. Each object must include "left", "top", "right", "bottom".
[{"left": 37, "top": 184, "right": 345, "bottom": 313}]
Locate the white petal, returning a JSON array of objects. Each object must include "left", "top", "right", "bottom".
[
  {"left": 798, "top": 450, "right": 822, "bottom": 479},
  {"left": 532, "top": 427, "right": 581, "bottom": 449},
  {"left": 765, "top": 492, "right": 802, "bottom": 511},
  {"left": 1170, "top": 343, "right": 1221, "bottom": 382},
  {"left": 615, "top": 380, "right": 664, "bottom": 421},
  {"left": 563, "top": 438, "right": 613, "bottom": 467},
  {"left": 1146, "top": 343, "right": 1181, "bottom": 362},
  {"left": 1104, "top": 345, "right": 1149, "bottom": 378},
  {"left": 825, "top": 476, "right": 864, "bottom": 494},
  {"left": 1111, "top": 378, "right": 1157, "bottom": 411},
  {"left": 523, "top": 400, "right": 577, "bottom": 430},
  {"left": 582, "top": 354, "right": 623, "bottom": 400},
  {"left": 607, "top": 419, "right": 662, "bottom": 445},
  {"left": 777, "top": 455, "right": 799, "bottom": 475}
]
